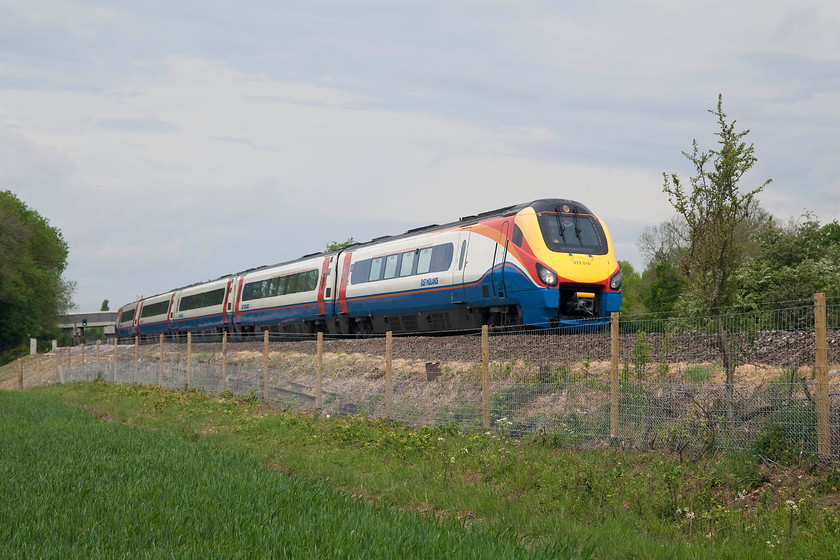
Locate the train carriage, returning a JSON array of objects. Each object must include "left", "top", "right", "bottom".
[
  {"left": 230, "top": 252, "right": 338, "bottom": 334},
  {"left": 170, "top": 278, "right": 232, "bottom": 333}
]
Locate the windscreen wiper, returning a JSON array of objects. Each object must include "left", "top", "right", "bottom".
[
  {"left": 572, "top": 206, "right": 583, "bottom": 245},
  {"left": 555, "top": 206, "right": 567, "bottom": 244}
]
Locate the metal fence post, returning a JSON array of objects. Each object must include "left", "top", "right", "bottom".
[
  {"left": 482, "top": 325, "right": 490, "bottom": 429},
  {"left": 815, "top": 293, "right": 829, "bottom": 460}
]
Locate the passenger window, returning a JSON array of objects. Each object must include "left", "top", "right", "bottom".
[
  {"left": 277, "top": 276, "right": 288, "bottom": 296},
  {"left": 400, "top": 251, "right": 415, "bottom": 277},
  {"left": 430, "top": 243, "right": 453, "bottom": 273},
  {"left": 383, "top": 254, "right": 399, "bottom": 279},
  {"left": 416, "top": 248, "right": 433, "bottom": 274},
  {"left": 369, "top": 257, "right": 383, "bottom": 282}
]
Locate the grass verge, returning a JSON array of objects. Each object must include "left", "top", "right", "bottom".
[{"left": 6, "top": 381, "right": 840, "bottom": 559}]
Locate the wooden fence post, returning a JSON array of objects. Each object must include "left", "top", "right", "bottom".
[
  {"left": 263, "top": 330, "right": 269, "bottom": 402},
  {"left": 222, "top": 331, "right": 228, "bottom": 394},
  {"left": 158, "top": 334, "right": 164, "bottom": 387},
  {"left": 56, "top": 347, "right": 61, "bottom": 383},
  {"left": 113, "top": 337, "right": 118, "bottom": 382},
  {"left": 96, "top": 340, "right": 100, "bottom": 364},
  {"left": 18, "top": 359, "right": 23, "bottom": 389},
  {"left": 316, "top": 332, "right": 323, "bottom": 408},
  {"left": 815, "top": 293, "right": 829, "bottom": 460},
  {"left": 482, "top": 325, "right": 490, "bottom": 429},
  {"left": 386, "top": 331, "right": 393, "bottom": 418},
  {"left": 187, "top": 332, "right": 192, "bottom": 390},
  {"left": 134, "top": 336, "right": 139, "bottom": 384},
  {"left": 610, "top": 311, "right": 619, "bottom": 441}
]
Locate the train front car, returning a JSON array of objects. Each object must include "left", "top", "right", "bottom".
[{"left": 504, "top": 199, "right": 621, "bottom": 328}]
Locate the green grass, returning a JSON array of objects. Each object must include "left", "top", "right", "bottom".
[
  {"left": 0, "top": 390, "right": 576, "bottom": 559},
  {"left": 6, "top": 382, "right": 840, "bottom": 559}
]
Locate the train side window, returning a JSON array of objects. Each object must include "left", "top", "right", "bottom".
[
  {"left": 351, "top": 259, "right": 371, "bottom": 284},
  {"left": 287, "top": 274, "right": 299, "bottom": 294},
  {"left": 416, "top": 248, "right": 433, "bottom": 274},
  {"left": 399, "top": 251, "right": 415, "bottom": 277},
  {"left": 369, "top": 257, "right": 383, "bottom": 282},
  {"left": 430, "top": 243, "right": 453, "bottom": 273},
  {"left": 512, "top": 224, "right": 523, "bottom": 247},
  {"left": 383, "top": 254, "right": 399, "bottom": 279},
  {"left": 458, "top": 241, "right": 467, "bottom": 270},
  {"left": 277, "top": 275, "right": 288, "bottom": 296},
  {"left": 307, "top": 270, "right": 318, "bottom": 291}
]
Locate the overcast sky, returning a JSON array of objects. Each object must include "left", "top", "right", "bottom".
[{"left": 1, "top": 1, "right": 838, "bottom": 312}]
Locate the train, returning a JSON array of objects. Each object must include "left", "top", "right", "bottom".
[{"left": 115, "top": 199, "right": 622, "bottom": 339}]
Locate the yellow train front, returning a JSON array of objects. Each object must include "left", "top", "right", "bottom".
[{"left": 466, "top": 199, "right": 623, "bottom": 329}]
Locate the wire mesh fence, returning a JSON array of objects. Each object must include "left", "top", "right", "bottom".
[{"left": 9, "top": 296, "right": 839, "bottom": 460}]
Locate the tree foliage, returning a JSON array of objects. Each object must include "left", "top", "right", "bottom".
[
  {"left": 737, "top": 214, "right": 840, "bottom": 304},
  {"left": 662, "top": 95, "right": 771, "bottom": 313},
  {"left": 326, "top": 237, "right": 356, "bottom": 252},
  {"left": 0, "top": 191, "right": 75, "bottom": 359}
]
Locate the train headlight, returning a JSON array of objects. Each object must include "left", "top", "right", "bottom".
[
  {"left": 536, "top": 263, "right": 558, "bottom": 287},
  {"left": 609, "top": 269, "right": 622, "bottom": 291}
]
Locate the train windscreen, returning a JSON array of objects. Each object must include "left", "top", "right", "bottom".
[{"left": 536, "top": 208, "right": 608, "bottom": 255}]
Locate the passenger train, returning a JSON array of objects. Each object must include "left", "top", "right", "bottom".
[{"left": 115, "top": 199, "right": 622, "bottom": 338}]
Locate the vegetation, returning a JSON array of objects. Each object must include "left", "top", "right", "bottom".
[
  {"left": 7, "top": 382, "right": 838, "bottom": 559},
  {"left": 623, "top": 96, "right": 838, "bottom": 317},
  {"left": 0, "top": 389, "right": 565, "bottom": 560},
  {"left": 326, "top": 237, "right": 356, "bottom": 251},
  {"left": 0, "top": 191, "right": 75, "bottom": 364}
]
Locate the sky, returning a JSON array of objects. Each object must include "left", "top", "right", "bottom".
[{"left": 1, "top": 1, "right": 838, "bottom": 313}]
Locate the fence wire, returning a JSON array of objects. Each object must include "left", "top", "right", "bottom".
[{"left": 13, "top": 298, "right": 839, "bottom": 460}]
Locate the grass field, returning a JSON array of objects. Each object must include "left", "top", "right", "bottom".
[{"left": 3, "top": 382, "right": 839, "bottom": 559}]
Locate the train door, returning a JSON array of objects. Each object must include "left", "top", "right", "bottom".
[
  {"left": 316, "top": 256, "right": 333, "bottom": 316},
  {"left": 450, "top": 229, "right": 470, "bottom": 304},
  {"left": 337, "top": 253, "right": 353, "bottom": 314},
  {"left": 231, "top": 276, "right": 245, "bottom": 327},
  {"left": 491, "top": 220, "right": 510, "bottom": 298},
  {"left": 133, "top": 302, "right": 143, "bottom": 336}
]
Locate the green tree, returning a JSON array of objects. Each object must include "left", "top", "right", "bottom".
[
  {"left": 0, "top": 191, "right": 75, "bottom": 361},
  {"left": 326, "top": 237, "right": 356, "bottom": 252},
  {"left": 642, "top": 261, "right": 685, "bottom": 314},
  {"left": 100, "top": 299, "right": 110, "bottom": 311},
  {"left": 662, "top": 95, "right": 771, "bottom": 422},
  {"left": 616, "top": 260, "right": 645, "bottom": 314},
  {"left": 737, "top": 213, "right": 840, "bottom": 305}
]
